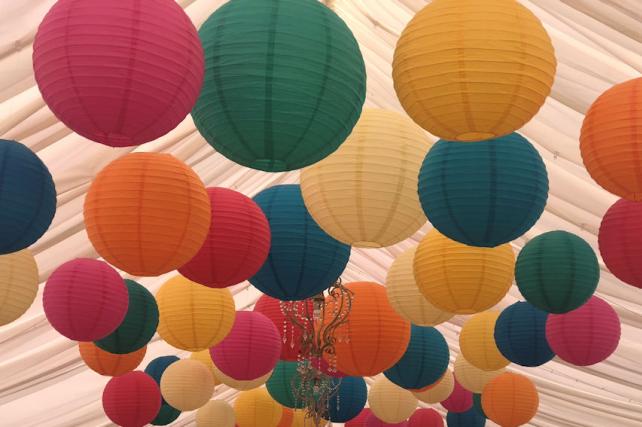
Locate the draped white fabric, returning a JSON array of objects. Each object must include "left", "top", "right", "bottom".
[{"left": 0, "top": 1, "right": 640, "bottom": 426}]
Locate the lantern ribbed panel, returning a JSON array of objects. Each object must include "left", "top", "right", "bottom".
[
  {"left": 441, "top": 380, "right": 473, "bottom": 413},
  {"left": 392, "top": 0, "right": 556, "bottom": 141},
  {"left": 156, "top": 275, "right": 235, "bottom": 351},
  {"left": 413, "top": 369, "right": 455, "bottom": 403},
  {"left": 193, "top": 0, "right": 365, "bottom": 172},
  {"left": 515, "top": 230, "right": 599, "bottom": 313},
  {"left": 266, "top": 361, "right": 303, "bottom": 409},
  {"left": 234, "top": 388, "right": 283, "bottom": 427},
  {"left": 152, "top": 403, "right": 181, "bottom": 426},
  {"left": 214, "top": 365, "right": 273, "bottom": 391},
  {"left": 79, "top": 342, "right": 146, "bottom": 377},
  {"left": 328, "top": 376, "right": 368, "bottom": 422},
  {"left": 43, "top": 259, "right": 128, "bottom": 341},
  {"left": 347, "top": 409, "right": 372, "bottom": 427},
  {"left": 196, "top": 400, "right": 236, "bottom": 427},
  {"left": 190, "top": 351, "right": 220, "bottom": 385},
  {"left": 446, "top": 408, "right": 486, "bottom": 427},
  {"left": 546, "top": 296, "right": 621, "bottom": 366},
  {"left": 0, "top": 140, "right": 56, "bottom": 254},
  {"left": 102, "top": 371, "right": 162, "bottom": 427},
  {"left": 414, "top": 230, "right": 514, "bottom": 314},
  {"left": 160, "top": 359, "right": 215, "bottom": 411},
  {"left": 33, "top": 0, "right": 204, "bottom": 147},
  {"left": 300, "top": 109, "right": 430, "bottom": 248},
  {"left": 0, "top": 249, "right": 38, "bottom": 326},
  {"left": 365, "top": 414, "right": 408, "bottom": 427},
  {"left": 418, "top": 133, "right": 548, "bottom": 247},
  {"left": 408, "top": 408, "right": 443, "bottom": 427},
  {"left": 482, "top": 373, "right": 539, "bottom": 427},
  {"left": 459, "top": 312, "right": 510, "bottom": 372},
  {"left": 369, "top": 377, "right": 418, "bottom": 423},
  {"left": 386, "top": 247, "right": 453, "bottom": 326},
  {"left": 580, "top": 78, "right": 642, "bottom": 200},
  {"left": 453, "top": 355, "right": 504, "bottom": 393}
]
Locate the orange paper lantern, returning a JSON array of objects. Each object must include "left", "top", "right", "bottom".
[
  {"left": 277, "top": 408, "right": 294, "bottom": 427},
  {"left": 482, "top": 372, "right": 539, "bottom": 427},
  {"left": 79, "top": 342, "right": 146, "bottom": 376}
]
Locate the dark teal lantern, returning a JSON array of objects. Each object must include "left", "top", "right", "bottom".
[
  {"left": 494, "top": 301, "right": 554, "bottom": 367},
  {"left": 151, "top": 403, "right": 181, "bottom": 426},
  {"left": 447, "top": 407, "right": 486, "bottom": 427},
  {"left": 472, "top": 394, "right": 486, "bottom": 418},
  {"left": 95, "top": 280, "right": 159, "bottom": 354},
  {"left": 192, "top": 0, "right": 366, "bottom": 172},
  {"left": 515, "top": 230, "right": 599, "bottom": 313},
  {"left": 0, "top": 139, "right": 56, "bottom": 254},
  {"left": 384, "top": 325, "right": 449, "bottom": 389},
  {"left": 251, "top": 185, "right": 350, "bottom": 300},
  {"left": 328, "top": 376, "right": 367, "bottom": 423},
  {"left": 144, "top": 355, "right": 181, "bottom": 424},
  {"left": 418, "top": 133, "right": 548, "bottom": 247},
  {"left": 266, "top": 360, "right": 304, "bottom": 409}
]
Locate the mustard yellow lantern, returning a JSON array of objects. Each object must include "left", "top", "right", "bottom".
[
  {"left": 460, "top": 312, "right": 510, "bottom": 372},
  {"left": 190, "top": 350, "right": 221, "bottom": 386},
  {"left": 300, "top": 109, "right": 431, "bottom": 248},
  {"left": 454, "top": 354, "right": 505, "bottom": 393},
  {"left": 368, "top": 376, "right": 418, "bottom": 423},
  {"left": 0, "top": 249, "right": 38, "bottom": 326},
  {"left": 392, "top": 0, "right": 556, "bottom": 141},
  {"left": 414, "top": 229, "right": 514, "bottom": 314},
  {"left": 214, "top": 364, "right": 273, "bottom": 391},
  {"left": 234, "top": 388, "right": 283, "bottom": 427},
  {"left": 413, "top": 369, "right": 455, "bottom": 404},
  {"left": 196, "top": 400, "right": 235, "bottom": 427},
  {"left": 160, "top": 359, "right": 216, "bottom": 411},
  {"left": 291, "top": 409, "right": 327, "bottom": 427}
]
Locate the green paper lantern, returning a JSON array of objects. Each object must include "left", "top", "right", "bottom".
[
  {"left": 515, "top": 231, "right": 599, "bottom": 314},
  {"left": 266, "top": 360, "right": 304, "bottom": 409},
  {"left": 151, "top": 403, "right": 181, "bottom": 426},
  {"left": 95, "top": 280, "right": 159, "bottom": 354},
  {"left": 193, "top": 0, "right": 366, "bottom": 172}
]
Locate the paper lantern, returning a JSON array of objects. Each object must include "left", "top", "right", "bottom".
[
  {"left": 193, "top": 0, "right": 365, "bottom": 172},
  {"left": 472, "top": 394, "right": 486, "bottom": 418},
  {"left": 515, "top": 230, "right": 599, "bottom": 313},
  {"left": 392, "top": 0, "right": 556, "bottom": 141},
  {"left": 494, "top": 302, "right": 554, "bottom": 367},
  {"left": 418, "top": 133, "right": 548, "bottom": 247},
  {"left": 190, "top": 350, "right": 220, "bottom": 384},
  {"left": 145, "top": 356, "right": 180, "bottom": 385},
  {"left": 328, "top": 376, "right": 368, "bottom": 423},
  {"left": 598, "top": 198, "right": 642, "bottom": 288},
  {"left": 482, "top": 373, "right": 538, "bottom": 427},
  {"left": 347, "top": 409, "right": 372, "bottom": 427},
  {"left": 0, "top": 139, "right": 56, "bottom": 254},
  {"left": 364, "top": 414, "right": 408, "bottom": 427},
  {"left": 546, "top": 296, "right": 621, "bottom": 366},
  {"left": 33, "top": 0, "right": 203, "bottom": 147},
  {"left": 385, "top": 247, "right": 453, "bottom": 326},
  {"left": 384, "top": 325, "right": 449, "bottom": 389},
  {"left": 251, "top": 185, "right": 350, "bottom": 301},
  {"left": 161, "top": 359, "right": 215, "bottom": 411},
  {"left": 196, "top": 400, "right": 236, "bottom": 427},
  {"left": 441, "top": 380, "right": 473, "bottom": 413},
  {"left": 95, "top": 280, "right": 158, "bottom": 354},
  {"left": 326, "top": 282, "right": 411, "bottom": 376},
  {"left": 102, "top": 371, "right": 161, "bottom": 427},
  {"left": 460, "top": 312, "right": 510, "bottom": 372},
  {"left": 179, "top": 188, "right": 270, "bottom": 287},
  {"left": 266, "top": 361, "right": 303, "bottom": 409},
  {"left": 413, "top": 369, "right": 455, "bottom": 404},
  {"left": 79, "top": 342, "right": 146, "bottom": 376},
  {"left": 580, "top": 78, "right": 642, "bottom": 199},
  {"left": 414, "top": 230, "right": 514, "bottom": 314},
  {"left": 446, "top": 408, "right": 486, "bottom": 427},
  {"left": 0, "top": 249, "right": 39, "bottom": 326},
  {"left": 278, "top": 408, "right": 294, "bottom": 427},
  {"left": 408, "top": 409, "right": 443, "bottom": 427},
  {"left": 152, "top": 403, "right": 181, "bottom": 426},
  {"left": 157, "top": 275, "right": 235, "bottom": 351},
  {"left": 369, "top": 376, "right": 417, "bottom": 423},
  {"left": 43, "top": 258, "right": 128, "bottom": 341},
  {"left": 300, "top": 109, "right": 430, "bottom": 248},
  {"left": 234, "top": 388, "right": 283, "bottom": 427},
  {"left": 453, "top": 355, "right": 504, "bottom": 394},
  {"left": 214, "top": 365, "right": 273, "bottom": 391}
]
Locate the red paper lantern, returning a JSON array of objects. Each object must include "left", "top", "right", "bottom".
[
  {"left": 33, "top": 0, "right": 204, "bottom": 147},
  {"left": 210, "top": 311, "right": 281, "bottom": 380},
  {"left": 347, "top": 408, "right": 372, "bottom": 427},
  {"left": 546, "top": 296, "right": 621, "bottom": 366},
  {"left": 102, "top": 371, "right": 161, "bottom": 427},
  {"left": 599, "top": 198, "right": 642, "bottom": 289},
  {"left": 441, "top": 379, "right": 472, "bottom": 413},
  {"left": 408, "top": 409, "right": 443, "bottom": 427},
  {"left": 180, "top": 188, "right": 270, "bottom": 287},
  {"left": 43, "top": 258, "right": 128, "bottom": 341},
  {"left": 364, "top": 414, "right": 408, "bottom": 427}
]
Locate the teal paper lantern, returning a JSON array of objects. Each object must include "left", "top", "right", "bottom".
[
  {"left": 266, "top": 360, "right": 304, "bottom": 409},
  {"left": 515, "top": 231, "right": 599, "bottom": 313},
  {"left": 418, "top": 133, "right": 548, "bottom": 247},
  {"left": 447, "top": 407, "right": 486, "bottom": 427},
  {"left": 95, "top": 280, "right": 159, "bottom": 354},
  {"left": 193, "top": 0, "right": 366, "bottom": 172},
  {"left": 328, "top": 376, "right": 367, "bottom": 422},
  {"left": 144, "top": 356, "right": 182, "bottom": 425},
  {"left": 472, "top": 394, "right": 486, "bottom": 418},
  {"left": 151, "top": 403, "right": 181, "bottom": 426}
]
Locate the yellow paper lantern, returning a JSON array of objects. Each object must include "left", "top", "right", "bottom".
[
  {"left": 190, "top": 350, "right": 221, "bottom": 385},
  {"left": 386, "top": 246, "right": 453, "bottom": 326},
  {"left": 413, "top": 368, "right": 455, "bottom": 403},
  {"left": 160, "top": 359, "right": 215, "bottom": 411},
  {"left": 454, "top": 354, "right": 505, "bottom": 393},
  {"left": 392, "top": 0, "right": 556, "bottom": 142},
  {"left": 196, "top": 400, "right": 236, "bottom": 427},
  {"left": 157, "top": 275, "right": 235, "bottom": 351},
  {"left": 300, "top": 109, "right": 430, "bottom": 248},
  {"left": 0, "top": 249, "right": 38, "bottom": 326},
  {"left": 234, "top": 388, "right": 283, "bottom": 427},
  {"left": 460, "top": 312, "right": 510, "bottom": 372},
  {"left": 368, "top": 376, "right": 418, "bottom": 423},
  {"left": 214, "top": 364, "right": 273, "bottom": 391},
  {"left": 414, "top": 229, "right": 514, "bottom": 314},
  {"left": 291, "top": 409, "right": 327, "bottom": 427}
]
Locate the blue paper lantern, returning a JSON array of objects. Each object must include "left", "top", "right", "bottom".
[
  {"left": 384, "top": 325, "right": 449, "bottom": 389},
  {"left": 145, "top": 356, "right": 180, "bottom": 384},
  {"left": 0, "top": 139, "right": 56, "bottom": 254},
  {"left": 494, "top": 301, "right": 554, "bottom": 367},
  {"left": 418, "top": 133, "right": 548, "bottom": 247},
  {"left": 251, "top": 185, "right": 350, "bottom": 300},
  {"left": 447, "top": 407, "right": 486, "bottom": 427},
  {"left": 151, "top": 403, "right": 181, "bottom": 426},
  {"left": 328, "top": 376, "right": 367, "bottom": 423}
]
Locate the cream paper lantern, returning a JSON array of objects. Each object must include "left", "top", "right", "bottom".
[
  {"left": 368, "top": 376, "right": 418, "bottom": 423},
  {"left": 214, "top": 363, "right": 273, "bottom": 391},
  {"left": 161, "top": 359, "right": 215, "bottom": 411},
  {"left": 190, "top": 350, "right": 221, "bottom": 385},
  {"left": 454, "top": 354, "right": 505, "bottom": 393},
  {"left": 196, "top": 400, "right": 235, "bottom": 427},
  {"left": 300, "top": 109, "right": 431, "bottom": 248},
  {"left": 0, "top": 249, "right": 39, "bottom": 326},
  {"left": 413, "top": 369, "right": 455, "bottom": 404}
]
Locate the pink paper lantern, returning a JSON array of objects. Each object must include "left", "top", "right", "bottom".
[
  {"left": 408, "top": 408, "right": 443, "bottom": 427},
  {"left": 347, "top": 408, "right": 373, "bottom": 427},
  {"left": 33, "top": 0, "right": 204, "bottom": 147},
  {"left": 546, "top": 296, "right": 621, "bottom": 366},
  {"left": 441, "top": 379, "right": 472, "bottom": 413},
  {"left": 210, "top": 311, "right": 281, "bottom": 380},
  {"left": 102, "top": 371, "right": 161, "bottom": 427},
  {"left": 43, "top": 258, "right": 128, "bottom": 341},
  {"left": 365, "top": 414, "right": 408, "bottom": 427}
]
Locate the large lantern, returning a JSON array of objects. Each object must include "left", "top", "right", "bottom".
[
  {"left": 482, "top": 372, "right": 539, "bottom": 427},
  {"left": 0, "top": 249, "right": 39, "bottom": 326},
  {"left": 459, "top": 312, "right": 510, "bottom": 372},
  {"left": 368, "top": 376, "right": 417, "bottom": 424}
]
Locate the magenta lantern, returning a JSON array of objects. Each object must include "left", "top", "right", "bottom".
[
  {"left": 347, "top": 408, "right": 373, "bottom": 427},
  {"left": 365, "top": 414, "right": 408, "bottom": 427},
  {"left": 441, "top": 379, "right": 473, "bottom": 413},
  {"left": 408, "top": 408, "right": 443, "bottom": 427},
  {"left": 102, "top": 371, "right": 161, "bottom": 427}
]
